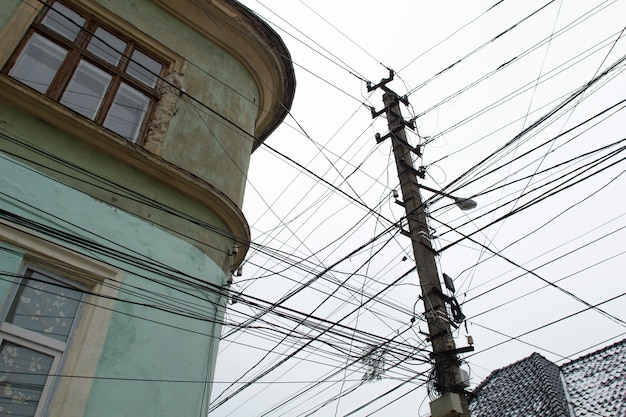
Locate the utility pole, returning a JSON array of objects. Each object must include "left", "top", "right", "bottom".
[{"left": 369, "top": 73, "right": 471, "bottom": 416}]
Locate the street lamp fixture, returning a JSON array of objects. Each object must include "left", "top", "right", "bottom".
[
  {"left": 418, "top": 184, "right": 477, "bottom": 211},
  {"left": 452, "top": 196, "right": 477, "bottom": 211}
]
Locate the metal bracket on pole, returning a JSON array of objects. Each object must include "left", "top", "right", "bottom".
[
  {"left": 389, "top": 133, "right": 421, "bottom": 156},
  {"left": 366, "top": 68, "right": 394, "bottom": 92},
  {"left": 426, "top": 329, "right": 448, "bottom": 342},
  {"left": 370, "top": 107, "right": 385, "bottom": 119},
  {"left": 399, "top": 159, "right": 423, "bottom": 177},
  {"left": 429, "top": 346, "right": 475, "bottom": 359},
  {"left": 370, "top": 97, "right": 412, "bottom": 120},
  {"left": 367, "top": 69, "right": 410, "bottom": 113}
]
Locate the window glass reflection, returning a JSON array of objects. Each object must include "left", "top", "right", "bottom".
[
  {"left": 126, "top": 50, "right": 162, "bottom": 88},
  {"left": 104, "top": 83, "right": 150, "bottom": 141},
  {"left": 6, "top": 270, "right": 83, "bottom": 343},
  {"left": 42, "top": 2, "right": 85, "bottom": 41},
  {"left": 9, "top": 34, "right": 68, "bottom": 94},
  {"left": 87, "top": 28, "right": 126, "bottom": 66},
  {"left": 61, "top": 60, "right": 112, "bottom": 119}
]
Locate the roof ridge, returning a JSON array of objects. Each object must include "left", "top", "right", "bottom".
[
  {"left": 561, "top": 338, "right": 626, "bottom": 369},
  {"left": 470, "top": 352, "right": 554, "bottom": 396},
  {"left": 469, "top": 351, "right": 570, "bottom": 416}
]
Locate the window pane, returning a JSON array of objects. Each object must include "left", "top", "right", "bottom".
[
  {"left": 9, "top": 33, "right": 68, "bottom": 94},
  {"left": 126, "top": 50, "right": 162, "bottom": 88},
  {"left": 87, "top": 28, "right": 127, "bottom": 66},
  {"left": 60, "top": 60, "right": 112, "bottom": 119},
  {"left": 6, "top": 270, "right": 83, "bottom": 343},
  {"left": 41, "top": 1, "right": 85, "bottom": 41},
  {"left": 104, "top": 83, "right": 150, "bottom": 141},
  {"left": 0, "top": 341, "right": 54, "bottom": 417}
]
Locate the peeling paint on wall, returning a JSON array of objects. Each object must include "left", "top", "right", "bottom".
[{"left": 144, "top": 71, "right": 184, "bottom": 155}]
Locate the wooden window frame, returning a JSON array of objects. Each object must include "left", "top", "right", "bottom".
[{"left": 3, "top": 0, "right": 165, "bottom": 145}]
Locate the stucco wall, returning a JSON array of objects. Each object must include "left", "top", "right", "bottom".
[
  {"left": 0, "top": 102, "right": 238, "bottom": 273},
  {"left": 96, "top": 0, "right": 259, "bottom": 207},
  {"left": 0, "top": 155, "right": 228, "bottom": 416},
  {"left": 0, "top": 1, "right": 292, "bottom": 414},
  {"left": 0, "top": 242, "right": 23, "bottom": 304},
  {"left": 0, "top": 0, "right": 262, "bottom": 265},
  {"left": 0, "top": 1, "right": 20, "bottom": 28}
]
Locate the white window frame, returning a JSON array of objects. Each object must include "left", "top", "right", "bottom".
[
  {"left": 0, "top": 220, "right": 122, "bottom": 417},
  {"left": 0, "top": 332, "right": 62, "bottom": 417},
  {"left": 0, "top": 265, "right": 88, "bottom": 416}
]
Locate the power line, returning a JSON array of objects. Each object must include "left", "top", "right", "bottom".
[
  {"left": 406, "top": 0, "right": 559, "bottom": 95},
  {"left": 1, "top": 132, "right": 424, "bottom": 342},
  {"left": 296, "top": 0, "right": 388, "bottom": 71},
  {"left": 399, "top": 0, "right": 506, "bottom": 74},
  {"left": 0, "top": 211, "right": 420, "bottom": 361},
  {"left": 414, "top": 0, "right": 621, "bottom": 125},
  {"left": 187, "top": 0, "right": 368, "bottom": 105},
  {"left": 208, "top": 265, "right": 424, "bottom": 412},
  {"left": 467, "top": 290, "right": 626, "bottom": 359}
]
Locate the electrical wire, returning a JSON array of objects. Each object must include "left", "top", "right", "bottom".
[{"left": 406, "top": 0, "right": 560, "bottom": 95}]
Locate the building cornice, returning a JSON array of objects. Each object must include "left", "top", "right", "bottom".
[{"left": 150, "top": 0, "right": 296, "bottom": 150}]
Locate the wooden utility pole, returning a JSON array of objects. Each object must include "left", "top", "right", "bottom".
[{"left": 369, "top": 75, "right": 471, "bottom": 415}]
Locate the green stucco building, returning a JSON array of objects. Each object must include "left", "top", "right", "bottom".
[{"left": 0, "top": 0, "right": 294, "bottom": 415}]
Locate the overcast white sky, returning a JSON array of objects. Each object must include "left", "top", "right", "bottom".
[{"left": 210, "top": 1, "right": 626, "bottom": 415}]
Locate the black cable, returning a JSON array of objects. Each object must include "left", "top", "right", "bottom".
[
  {"left": 467, "top": 290, "right": 626, "bottom": 359},
  {"left": 436, "top": 148, "right": 626, "bottom": 254},
  {"left": 0, "top": 215, "right": 421, "bottom": 363},
  {"left": 433, "top": 138, "right": 626, "bottom": 250},
  {"left": 399, "top": 0, "right": 506, "bottom": 73},
  {"left": 415, "top": 2, "right": 622, "bottom": 125},
  {"left": 433, "top": 51, "right": 626, "bottom": 204},
  {"left": 466, "top": 227, "right": 626, "bottom": 312},
  {"left": 0, "top": 264, "right": 416, "bottom": 374},
  {"left": 212, "top": 230, "right": 404, "bottom": 405},
  {"left": 0, "top": 131, "right": 414, "bottom": 319},
  {"left": 258, "top": 326, "right": 423, "bottom": 417},
  {"left": 407, "top": 0, "right": 559, "bottom": 95},
  {"left": 187, "top": 0, "right": 367, "bottom": 106},
  {"left": 208, "top": 265, "right": 421, "bottom": 412},
  {"left": 9, "top": 1, "right": 422, "bottom": 317},
  {"left": 1, "top": 141, "right": 424, "bottom": 348},
  {"left": 432, "top": 213, "right": 626, "bottom": 329}
]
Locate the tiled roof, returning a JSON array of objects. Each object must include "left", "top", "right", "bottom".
[
  {"left": 469, "top": 352, "right": 570, "bottom": 417},
  {"left": 469, "top": 338, "right": 626, "bottom": 417},
  {"left": 561, "top": 338, "right": 626, "bottom": 417}
]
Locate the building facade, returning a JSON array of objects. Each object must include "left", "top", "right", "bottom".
[{"left": 0, "top": 0, "right": 294, "bottom": 415}]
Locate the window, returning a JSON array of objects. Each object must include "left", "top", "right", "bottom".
[
  {"left": 4, "top": 1, "right": 164, "bottom": 143},
  {"left": 0, "top": 267, "right": 87, "bottom": 417},
  {"left": 0, "top": 221, "right": 122, "bottom": 416}
]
